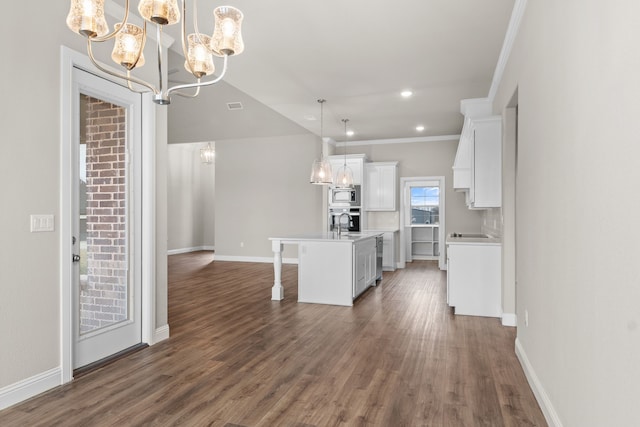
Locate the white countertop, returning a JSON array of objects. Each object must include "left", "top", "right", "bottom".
[
  {"left": 446, "top": 234, "right": 501, "bottom": 245},
  {"left": 269, "top": 232, "right": 383, "bottom": 243},
  {"left": 363, "top": 228, "right": 400, "bottom": 233}
]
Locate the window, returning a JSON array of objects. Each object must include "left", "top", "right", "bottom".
[{"left": 410, "top": 186, "right": 439, "bottom": 225}]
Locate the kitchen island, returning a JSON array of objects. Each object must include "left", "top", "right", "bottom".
[{"left": 269, "top": 232, "right": 382, "bottom": 306}]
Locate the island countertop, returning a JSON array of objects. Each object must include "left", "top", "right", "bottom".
[{"left": 269, "top": 232, "right": 382, "bottom": 244}]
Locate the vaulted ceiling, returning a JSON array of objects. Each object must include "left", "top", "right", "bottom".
[{"left": 155, "top": 0, "right": 515, "bottom": 143}]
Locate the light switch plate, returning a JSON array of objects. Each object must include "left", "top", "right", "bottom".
[{"left": 30, "top": 214, "right": 55, "bottom": 232}]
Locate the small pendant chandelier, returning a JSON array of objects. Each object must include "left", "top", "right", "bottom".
[
  {"left": 200, "top": 142, "right": 215, "bottom": 164},
  {"left": 310, "top": 99, "right": 333, "bottom": 185},
  {"left": 335, "top": 118, "right": 354, "bottom": 189}
]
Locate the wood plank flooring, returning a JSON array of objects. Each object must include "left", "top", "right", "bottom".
[{"left": 0, "top": 252, "right": 547, "bottom": 426}]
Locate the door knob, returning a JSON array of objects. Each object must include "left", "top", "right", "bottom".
[{"left": 72, "top": 254, "right": 81, "bottom": 262}]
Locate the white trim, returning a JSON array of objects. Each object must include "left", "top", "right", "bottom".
[
  {"left": 213, "top": 254, "right": 299, "bottom": 265},
  {"left": 399, "top": 176, "right": 447, "bottom": 270},
  {"left": 141, "top": 91, "right": 157, "bottom": 346},
  {"left": 0, "top": 368, "right": 61, "bottom": 411},
  {"left": 336, "top": 134, "right": 460, "bottom": 147},
  {"left": 501, "top": 313, "right": 517, "bottom": 327},
  {"left": 515, "top": 338, "right": 563, "bottom": 427},
  {"left": 488, "top": 0, "right": 528, "bottom": 101},
  {"left": 153, "top": 325, "right": 170, "bottom": 343},
  {"left": 168, "top": 246, "right": 215, "bottom": 255}
]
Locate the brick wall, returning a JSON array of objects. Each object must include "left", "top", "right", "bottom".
[{"left": 80, "top": 95, "right": 128, "bottom": 334}]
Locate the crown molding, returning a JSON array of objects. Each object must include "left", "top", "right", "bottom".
[
  {"left": 334, "top": 135, "right": 460, "bottom": 147},
  {"left": 488, "top": 0, "right": 528, "bottom": 102}
]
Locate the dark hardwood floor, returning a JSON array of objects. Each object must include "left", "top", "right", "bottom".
[{"left": 0, "top": 252, "right": 547, "bottom": 426}]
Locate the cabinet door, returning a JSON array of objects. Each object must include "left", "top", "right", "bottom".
[
  {"left": 382, "top": 232, "right": 394, "bottom": 270},
  {"left": 364, "top": 163, "right": 397, "bottom": 211},
  {"left": 470, "top": 117, "right": 501, "bottom": 208}
]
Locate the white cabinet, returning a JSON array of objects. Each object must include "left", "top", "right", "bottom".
[
  {"left": 354, "top": 237, "right": 377, "bottom": 298},
  {"left": 364, "top": 162, "right": 398, "bottom": 211},
  {"left": 327, "top": 154, "right": 367, "bottom": 186},
  {"left": 446, "top": 242, "right": 501, "bottom": 317},
  {"left": 452, "top": 99, "right": 502, "bottom": 209},
  {"left": 382, "top": 231, "right": 396, "bottom": 271},
  {"left": 468, "top": 116, "right": 502, "bottom": 208}
]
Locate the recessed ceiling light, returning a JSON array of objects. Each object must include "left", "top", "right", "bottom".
[
  {"left": 346, "top": 130, "right": 355, "bottom": 137},
  {"left": 401, "top": 90, "right": 413, "bottom": 98},
  {"left": 416, "top": 125, "right": 425, "bottom": 132}
]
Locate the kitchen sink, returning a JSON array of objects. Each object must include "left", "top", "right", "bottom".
[{"left": 451, "top": 233, "right": 490, "bottom": 238}]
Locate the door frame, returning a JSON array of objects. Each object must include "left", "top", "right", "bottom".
[
  {"left": 399, "top": 176, "right": 446, "bottom": 270},
  {"left": 60, "top": 46, "right": 157, "bottom": 383}
]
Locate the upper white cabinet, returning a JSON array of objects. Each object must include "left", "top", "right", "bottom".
[
  {"left": 468, "top": 116, "right": 502, "bottom": 208},
  {"left": 364, "top": 161, "right": 398, "bottom": 211},
  {"left": 453, "top": 98, "right": 502, "bottom": 209},
  {"left": 327, "top": 154, "right": 367, "bottom": 186}
]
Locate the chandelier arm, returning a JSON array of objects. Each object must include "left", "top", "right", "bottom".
[
  {"left": 180, "top": 0, "right": 197, "bottom": 76},
  {"left": 166, "top": 54, "right": 228, "bottom": 96},
  {"left": 126, "top": 71, "right": 150, "bottom": 94},
  {"left": 91, "top": 0, "right": 130, "bottom": 42},
  {"left": 87, "top": 39, "right": 158, "bottom": 94},
  {"left": 192, "top": 0, "right": 210, "bottom": 55},
  {"left": 172, "top": 85, "right": 202, "bottom": 99}
]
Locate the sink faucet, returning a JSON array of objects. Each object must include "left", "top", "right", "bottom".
[{"left": 337, "top": 212, "right": 352, "bottom": 236}]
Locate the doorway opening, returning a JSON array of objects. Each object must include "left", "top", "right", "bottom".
[{"left": 399, "top": 176, "right": 446, "bottom": 270}]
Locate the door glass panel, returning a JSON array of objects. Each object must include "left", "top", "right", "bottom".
[
  {"left": 410, "top": 186, "right": 439, "bottom": 225},
  {"left": 79, "top": 94, "right": 129, "bottom": 335}
]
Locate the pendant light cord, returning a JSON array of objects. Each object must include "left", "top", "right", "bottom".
[{"left": 342, "top": 118, "right": 349, "bottom": 167}]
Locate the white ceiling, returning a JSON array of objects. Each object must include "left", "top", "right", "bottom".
[{"left": 140, "top": 0, "right": 515, "bottom": 142}]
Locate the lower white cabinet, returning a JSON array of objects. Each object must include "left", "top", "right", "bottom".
[
  {"left": 446, "top": 242, "right": 501, "bottom": 317},
  {"left": 382, "top": 231, "right": 396, "bottom": 271},
  {"left": 354, "top": 237, "right": 377, "bottom": 297}
]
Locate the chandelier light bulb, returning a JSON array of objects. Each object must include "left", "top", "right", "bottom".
[
  {"left": 66, "top": 0, "right": 108, "bottom": 38},
  {"left": 185, "top": 34, "right": 215, "bottom": 78}
]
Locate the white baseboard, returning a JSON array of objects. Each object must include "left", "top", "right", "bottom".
[
  {"left": 0, "top": 367, "right": 61, "bottom": 411},
  {"left": 213, "top": 254, "right": 298, "bottom": 265},
  {"left": 153, "top": 324, "right": 170, "bottom": 344},
  {"left": 515, "top": 337, "right": 563, "bottom": 427},
  {"left": 167, "top": 246, "right": 215, "bottom": 255},
  {"left": 502, "top": 313, "right": 517, "bottom": 327}
]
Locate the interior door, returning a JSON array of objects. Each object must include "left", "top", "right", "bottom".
[{"left": 71, "top": 67, "right": 143, "bottom": 369}]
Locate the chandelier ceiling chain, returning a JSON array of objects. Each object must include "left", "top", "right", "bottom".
[{"left": 66, "top": 0, "right": 245, "bottom": 105}]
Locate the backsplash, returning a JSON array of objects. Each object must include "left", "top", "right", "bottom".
[
  {"left": 482, "top": 208, "right": 502, "bottom": 238},
  {"left": 367, "top": 211, "right": 400, "bottom": 231}
]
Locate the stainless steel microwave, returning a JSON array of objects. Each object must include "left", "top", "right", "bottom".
[{"left": 329, "top": 185, "right": 361, "bottom": 206}]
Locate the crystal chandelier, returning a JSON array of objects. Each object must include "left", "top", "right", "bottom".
[
  {"left": 66, "top": 0, "right": 245, "bottom": 105},
  {"left": 309, "top": 99, "right": 333, "bottom": 185}
]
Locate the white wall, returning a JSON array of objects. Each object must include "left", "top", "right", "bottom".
[
  {"left": 0, "top": 2, "right": 168, "bottom": 399},
  {"left": 167, "top": 143, "right": 215, "bottom": 252},
  {"left": 214, "top": 134, "right": 324, "bottom": 260},
  {"left": 493, "top": 1, "right": 640, "bottom": 425},
  {"left": 345, "top": 140, "right": 483, "bottom": 236}
]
